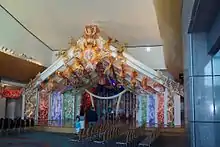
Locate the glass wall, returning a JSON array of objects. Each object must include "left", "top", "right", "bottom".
[{"left": 213, "top": 50, "right": 220, "bottom": 121}]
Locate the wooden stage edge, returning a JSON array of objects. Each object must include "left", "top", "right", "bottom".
[{"left": 34, "top": 126, "right": 186, "bottom": 135}]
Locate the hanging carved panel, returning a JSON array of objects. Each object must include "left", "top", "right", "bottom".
[
  {"left": 38, "top": 90, "right": 49, "bottom": 125},
  {"left": 25, "top": 89, "right": 37, "bottom": 118},
  {"left": 167, "top": 90, "right": 174, "bottom": 125},
  {"left": 63, "top": 91, "right": 74, "bottom": 126},
  {"left": 157, "top": 93, "right": 164, "bottom": 124},
  {"left": 148, "top": 95, "right": 155, "bottom": 126},
  {"left": 50, "top": 92, "right": 63, "bottom": 126},
  {"left": 141, "top": 95, "right": 147, "bottom": 124}
]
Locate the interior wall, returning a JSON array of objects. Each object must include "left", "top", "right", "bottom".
[
  {"left": 15, "top": 97, "right": 22, "bottom": 118},
  {"left": 161, "top": 70, "right": 174, "bottom": 79},
  {"left": 0, "top": 98, "right": 6, "bottom": 118},
  {"left": 127, "top": 46, "right": 166, "bottom": 69},
  {"left": 5, "top": 97, "right": 22, "bottom": 119},
  {"left": 6, "top": 99, "right": 16, "bottom": 119},
  {"left": 52, "top": 51, "right": 59, "bottom": 63},
  {"left": 0, "top": 7, "right": 53, "bottom": 67}
]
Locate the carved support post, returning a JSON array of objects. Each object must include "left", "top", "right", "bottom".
[{"left": 19, "top": 95, "right": 25, "bottom": 119}]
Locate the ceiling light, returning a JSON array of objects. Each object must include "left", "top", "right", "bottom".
[{"left": 145, "top": 47, "right": 151, "bottom": 52}]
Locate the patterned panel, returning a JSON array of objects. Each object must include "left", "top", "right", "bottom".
[
  {"left": 63, "top": 91, "right": 74, "bottom": 127},
  {"left": 164, "top": 89, "right": 168, "bottom": 125},
  {"left": 50, "top": 92, "right": 63, "bottom": 126},
  {"left": 141, "top": 95, "right": 147, "bottom": 124},
  {"left": 125, "top": 93, "right": 129, "bottom": 118},
  {"left": 25, "top": 90, "right": 37, "bottom": 118},
  {"left": 75, "top": 94, "right": 81, "bottom": 117},
  {"left": 174, "top": 94, "right": 181, "bottom": 126},
  {"left": 148, "top": 95, "right": 155, "bottom": 125},
  {"left": 157, "top": 93, "right": 164, "bottom": 124},
  {"left": 167, "top": 90, "right": 174, "bottom": 125},
  {"left": 136, "top": 95, "right": 142, "bottom": 126},
  {"left": 38, "top": 91, "right": 49, "bottom": 125},
  {"left": 132, "top": 94, "right": 136, "bottom": 118}
]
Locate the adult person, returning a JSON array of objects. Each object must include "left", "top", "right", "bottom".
[{"left": 86, "top": 106, "right": 98, "bottom": 127}]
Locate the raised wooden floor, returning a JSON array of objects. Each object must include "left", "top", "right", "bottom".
[{"left": 34, "top": 126, "right": 74, "bottom": 133}]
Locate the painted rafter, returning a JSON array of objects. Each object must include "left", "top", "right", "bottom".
[{"left": 24, "top": 26, "right": 183, "bottom": 97}]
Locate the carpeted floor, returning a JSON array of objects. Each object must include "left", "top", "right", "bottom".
[{"left": 0, "top": 132, "right": 75, "bottom": 147}]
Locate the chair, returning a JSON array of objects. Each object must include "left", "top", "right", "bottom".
[
  {"left": 21, "top": 119, "right": 25, "bottom": 132},
  {"left": 8, "top": 119, "right": 15, "bottom": 134},
  {"left": 116, "top": 133, "right": 128, "bottom": 147},
  {"left": 3, "top": 118, "right": 9, "bottom": 135},
  {"left": 15, "top": 118, "right": 21, "bottom": 133},
  {"left": 26, "top": 119, "right": 30, "bottom": 127},
  {"left": 31, "top": 118, "right": 35, "bottom": 127},
  {"left": 0, "top": 118, "right": 3, "bottom": 135},
  {"left": 25, "top": 119, "right": 30, "bottom": 132}
]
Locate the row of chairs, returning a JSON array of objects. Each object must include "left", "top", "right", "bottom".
[
  {"left": 71, "top": 122, "right": 110, "bottom": 146},
  {"left": 87, "top": 124, "right": 139, "bottom": 147},
  {"left": 0, "top": 118, "right": 35, "bottom": 135},
  {"left": 94, "top": 123, "right": 129, "bottom": 142},
  {"left": 71, "top": 122, "right": 129, "bottom": 147},
  {"left": 138, "top": 128, "right": 160, "bottom": 147},
  {"left": 78, "top": 122, "right": 114, "bottom": 140},
  {"left": 72, "top": 121, "right": 161, "bottom": 147},
  {"left": 114, "top": 126, "right": 145, "bottom": 147},
  {"left": 115, "top": 126, "right": 160, "bottom": 147}
]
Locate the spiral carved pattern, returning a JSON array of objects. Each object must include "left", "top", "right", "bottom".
[
  {"left": 157, "top": 94, "right": 164, "bottom": 124},
  {"left": 25, "top": 90, "right": 37, "bottom": 118},
  {"left": 141, "top": 96, "right": 147, "bottom": 124},
  {"left": 148, "top": 95, "right": 155, "bottom": 125},
  {"left": 63, "top": 91, "right": 74, "bottom": 123},
  {"left": 167, "top": 90, "right": 174, "bottom": 124},
  {"left": 38, "top": 91, "right": 49, "bottom": 125},
  {"left": 50, "top": 92, "right": 63, "bottom": 126}
]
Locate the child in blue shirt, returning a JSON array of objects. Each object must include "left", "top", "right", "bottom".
[{"left": 75, "top": 115, "right": 81, "bottom": 134}]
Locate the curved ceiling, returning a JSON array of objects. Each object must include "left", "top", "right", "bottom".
[
  {"left": 1, "top": 0, "right": 162, "bottom": 50},
  {"left": 0, "top": 0, "right": 183, "bottom": 79},
  {"left": 0, "top": 5, "right": 52, "bottom": 66}
]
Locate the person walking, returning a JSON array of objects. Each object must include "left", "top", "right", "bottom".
[{"left": 86, "top": 107, "right": 98, "bottom": 127}]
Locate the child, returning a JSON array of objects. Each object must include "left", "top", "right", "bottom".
[{"left": 75, "top": 115, "right": 81, "bottom": 134}]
